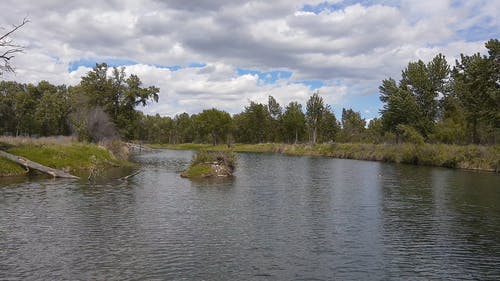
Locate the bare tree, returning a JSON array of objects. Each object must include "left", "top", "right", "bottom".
[{"left": 0, "top": 17, "right": 29, "bottom": 75}]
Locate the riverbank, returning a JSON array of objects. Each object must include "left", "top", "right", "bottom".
[
  {"left": 152, "top": 143, "right": 500, "bottom": 173},
  {"left": 0, "top": 136, "right": 133, "bottom": 177}
]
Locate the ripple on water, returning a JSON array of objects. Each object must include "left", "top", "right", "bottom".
[{"left": 1, "top": 150, "right": 499, "bottom": 280}]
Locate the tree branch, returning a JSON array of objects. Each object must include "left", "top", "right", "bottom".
[{"left": 0, "top": 17, "right": 29, "bottom": 74}]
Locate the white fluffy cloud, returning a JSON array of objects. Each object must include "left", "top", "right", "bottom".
[{"left": 0, "top": 0, "right": 496, "bottom": 118}]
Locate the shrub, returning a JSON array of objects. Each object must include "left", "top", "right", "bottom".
[{"left": 396, "top": 124, "right": 424, "bottom": 144}]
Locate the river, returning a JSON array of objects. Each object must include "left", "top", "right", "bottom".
[{"left": 1, "top": 149, "right": 499, "bottom": 280}]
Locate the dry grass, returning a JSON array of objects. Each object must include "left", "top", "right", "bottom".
[{"left": 0, "top": 136, "right": 77, "bottom": 147}]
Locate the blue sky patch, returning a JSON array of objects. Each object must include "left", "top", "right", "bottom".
[
  {"left": 68, "top": 58, "right": 137, "bottom": 72},
  {"left": 301, "top": 0, "right": 400, "bottom": 14},
  {"left": 295, "top": 80, "right": 324, "bottom": 89},
  {"left": 69, "top": 59, "right": 208, "bottom": 72},
  {"left": 237, "top": 68, "right": 292, "bottom": 84}
]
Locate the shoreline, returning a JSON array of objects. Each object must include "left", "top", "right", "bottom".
[
  {"left": 0, "top": 137, "right": 134, "bottom": 178},
  {"left": 151, "top": 143, "right": 499, "bottom": 173}
]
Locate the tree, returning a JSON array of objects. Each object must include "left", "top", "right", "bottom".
[
  {"left": 319, "top": 106, "right": 340, "bottom": 142},
  {"left": 234, "top": 101, "right": 271, "bottom": 143},
  {"left": 339, "top": 108, "right": 366, "bottom": 142},
  {"left": 194, "top": 108, "right": 232, "bottom": 146},
  {"left": 268, "top": 95, "right": 283, "bottom": 142},
  {"left": 379, "top": 78, "right": 419, "bottom": 141},
  {"left": 452, "top": 51, "right": 496, "bottom": 143},
  {"left": 172, "top": 113, "right": 193, "bottom": 144},
  {"left": 281, "top": 101, "right": 306, "bottom": 143},
  {"left": 0, "top": 18, "right": 29, "bottom": 76},
  {"left": 306, "top": 91, "right": 325, "bottom": 144},
  {"left": 34, "top": 81, "right": 72, "bottom": 136},
  {"left": 366, "top": 118, "right": 384, "bottom": 143},
  {"left": 78, "top": 63, "right": 159, "bottom": 139}
]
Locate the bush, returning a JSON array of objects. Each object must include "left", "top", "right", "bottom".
[{"left": 396, "top": 124, "right": 424, "bottom": 144}]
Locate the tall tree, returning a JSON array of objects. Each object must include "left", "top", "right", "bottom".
[
  {"left": 319, "top": 106, "right": 340, "bottom": 142},
  {"left": 268, "top": 95, "right": 283, "bottom": 142},
  {"left": 306, "top": 91, "right": 325, "bottom": 144},
  {"left": 281, "top": 101, "right": 306, "bottom": 143}
]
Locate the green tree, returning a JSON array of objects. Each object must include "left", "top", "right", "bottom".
[
  {"left": 366, "top": 118, "right": 384, "bottom": 143},
  {"left": 172, "top": 113, "right": 193, "bottom": 144},
  {"left": 339, "top": 108, "right": 366, "bottom": 142},
  {"left": 194, "top": 108, "right": 232, "bottom": 146},
  {"left": 78, "top": 63, "right": 159, "bottom": 140},
  {"left": 281, "top": 101, "right": 306, "bottom": 143},
  {"left": 319, "top": 106, "right": 340, "bottom": 142},
  {"left": 234, "top": 101, "right": 271, "bottom": 143},
  {"left": 268, "top": 95, "right": 283, "bottom": 142},
  {"left": 452, "top": 50, "right": 497, "bottom": 143},
  {"left": 306, "top": 91, "right": 325, "bottom": 144},
  {"left": 34, "top": 82, "right": 71, "bottom": 136},
  {"left": 0, "top": 81, "right": 25, "bottom": 134},
  {"left": 379, "top": 78, "right": 419, "bottom": 139}
]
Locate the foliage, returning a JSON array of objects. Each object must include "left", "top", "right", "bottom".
[
  {"left": 281, "top": 101, "right": 306, "bottom": 143},
  {"left": 193, "top": 108, "right": 232, "bottom": 146},
  {"left": 233, "top": 101, "right": 271, "bottom": 143},
  {"left": 305, "top": 91, "right": 325, "bottom": 144},
  {"left": 396, "top": 124, "right": 425, "bottom": 144},
  {"left": 452, "top": 39, "right": 499, "bottom": 144},
  {"left": 77, "top": 63, "right": 159, "bottom": 140},
  {"left": 338, "top": 108, "right": 365, "bottom": 142}
]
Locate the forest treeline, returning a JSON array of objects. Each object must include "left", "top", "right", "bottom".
[{"left": 0, "top": 39, "right": 498, "bottom": 145}]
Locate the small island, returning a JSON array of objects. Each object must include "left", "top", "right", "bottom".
[{"left": 181, "top": 150, "right": 236, "bottom": 179}]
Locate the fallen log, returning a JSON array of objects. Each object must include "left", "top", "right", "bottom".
[{"left": 0, "top": 150, "right": 80, "bottom": 179}]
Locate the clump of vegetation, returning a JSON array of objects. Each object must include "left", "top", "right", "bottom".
[{"left": 181, "top": 150, "right": 236, "bottom": 179}]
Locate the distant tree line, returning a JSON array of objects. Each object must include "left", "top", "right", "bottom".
[{"left": 0, "top": 39, "right": 498, "bottom": 145}]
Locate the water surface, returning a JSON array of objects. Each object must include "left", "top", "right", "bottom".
[{"left": 1, "top": 149, "right": 499, "bottom": 280}]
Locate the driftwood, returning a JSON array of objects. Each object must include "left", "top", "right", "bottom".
[
  {"left": 118, "top": 169, "right": 142, "bottom": 181},
  {"left": 125, "top": 142, "right": 152, "bottom": 152},
  {"left": 0, "top": 150, "right": 80, "bottom": 179}
]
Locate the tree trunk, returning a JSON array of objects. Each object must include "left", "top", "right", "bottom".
[{"left": 0, "top": 150, "right": 79, "bottom": 179}]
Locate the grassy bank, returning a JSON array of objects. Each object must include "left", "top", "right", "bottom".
[
  {"left": 154, "top": 142, "right": 500, "bottom": 172},
  {"left": 0, "top": 136, "right": 133, "bottom": 177}
]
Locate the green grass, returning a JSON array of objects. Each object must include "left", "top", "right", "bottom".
[
  {"left": 1, "top": 142, "right": 133, "bottom": 177},
  {"left": 181, "top": 150, "right": 236, "bottom": 179},
  {"left": 163, "top": 142, "right": 500, "bottom": 172},
  {"left": 181, "top": 163, "right": 213, "bottom": 178},
  {"left": 0, "top": 157, "right": 26, "bottom": 176}
]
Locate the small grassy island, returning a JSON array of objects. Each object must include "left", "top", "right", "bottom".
[
  {"left": 181, "top": 150, "right": 236, "bottom": 179},
  {"left": 0, "top": 137, "right": 133, "bottom": 178}
]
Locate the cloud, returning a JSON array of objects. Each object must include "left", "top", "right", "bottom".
[{"left": 0, "top": 0, "right": 497, "bottom": 119}]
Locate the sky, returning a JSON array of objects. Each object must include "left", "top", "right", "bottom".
[{"left": 1, "top": 0, "right": 498, "bottom": 120}]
